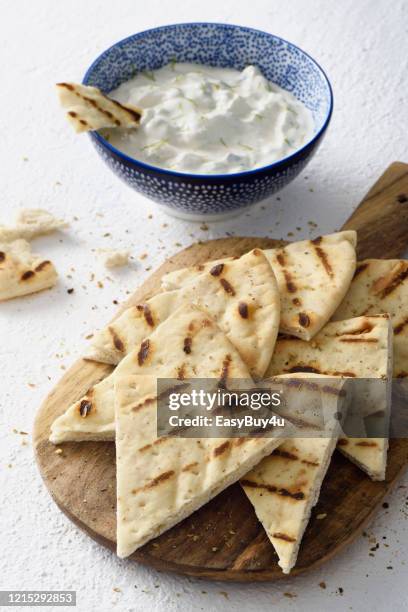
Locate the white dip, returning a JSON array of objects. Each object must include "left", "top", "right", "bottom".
[{"left": 104, "top": 63, "right": 314, "bottom": 174}]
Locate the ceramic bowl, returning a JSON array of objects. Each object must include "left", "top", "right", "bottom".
[{"left": 83, "top": 23, "right": 333, "bottom": 220}]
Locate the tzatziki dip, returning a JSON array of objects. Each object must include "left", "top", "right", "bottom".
[{"left": 104, "top": 63, "right": 314, "bottom": 175}]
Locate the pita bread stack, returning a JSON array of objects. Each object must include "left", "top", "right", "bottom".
[
  {"left": 0, "top": 239, "right": 58, "bottom": 301},
  {"left": 49, "top": 231, "right": 400, "bottom": 571},
  {"left": 51, "top": 249, "right": 280, "bottom": 442},
  {"left": 56, "top": 83, "right": 142, "bottom": 133}
]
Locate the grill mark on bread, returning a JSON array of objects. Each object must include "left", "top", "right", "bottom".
[
  {"left": 213, "top": 441, "right": 231, "bottom": 457},
  {"left": 375, "top": 265, "right": 408, "bottom": 298},
  {"left": 58, "top": 82, "right": 75, "bottom": 91},
  {"left": 210, "top": 263, "right": 224, "bottom": 277},
  {"left": 21, "top": 270, "right": 35, "bottom": 281},
  {"left": 0, "top": 251, "right": 5, "bottom": 263},
  {"left": 67, "top": 111, "right": 89, "bottom": 128},
  {"left": 108, "top": 326, "right": 125, "bottom": 352},
  {"left": 34, "top": 260, "right": 51, "bottom": 272},
  {"left": 241, "top": 479, "right": 305, "bottom": 500},
  {"left": 182, "top": 461, "right": 199, "bottom": 472},
  {"left": 137, "top": 339, "right": 150, "bottom": 366},
  {"left": 287, "top": 365, "right": 356, "bottom": 377},
  {"left": 137, "top": 303, "right": 155, "bottom": 327},
  {"left": 276, "top": 251, "right": 286, "bottom": 266},
  {"left": 220, "top": 278, "right": 235, "bottom": 295},
  {"left": 177, "top": 364, "right": 186, "bottom": 380},
  {"left": 274, "top": 449, "right": 319, "bottom": 467},
  {"left": 354, "top": 262, "right": 369, "bottom": 277},
  {"left": 131, "top": 397, "right": 156, "bottom": 413},
  {"left": 183, "top": 337, "right": 192, "bottom": 354},
  {"left": 79, "top": 399, "right": 92, "bottom": 417},
  {"left": 283, "top": 270, "right": 297, "bottom": 293},
  {"left": 138, "top": 434, "right": 167, "bottom": 452},
  {"left": 238, "top": 302, "right": 249, "bottom": 319},
  {"left": 298, "top": 312, "right": 310, "bottom": 328},
  {"left": 219, "top": 354, "right": 232, "bottom": 388},
  {"left": 312, "top": 241, "right": 334, "bottom": 278},
  {"left": 133, "top": 470, "right": 175, "bottom": 494},
  {"left": 355, "top": 441, "right": 378, "bottom": 447},
  {"left": 337, "top": 322, "right": 373, "bottom": 335},
  {"left": 394, "top": 318, "right": 408, "bottom": 335},
  {"left": 339, "top": 337, "right": 378, "bottom": 343},
  {"left": 113, "top": 98, "right": 141, "bottom": 122},
  {"left": 272, "top": 532, "right": 297, "bottom": 542}
]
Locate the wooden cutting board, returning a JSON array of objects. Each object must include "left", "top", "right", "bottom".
[{"left": 34, "top": 162, "right": 408, "bottom": 581}]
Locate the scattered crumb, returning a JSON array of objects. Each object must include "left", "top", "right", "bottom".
[
  {"left": 319, "top": 582, "right": 326, "bottom": 589},
  {"left": 85, "top": 333, "right": 93, "bottom": 340},
  {"left": 284, "top": 592, "right": 297, "bottom": 598},
  {"left": 97, "top": 281, "right": 104, "bottom": 289},
  {"left": 97, "top": 249, "right": 130, "bottom": 269},
  {"left": 316, "top": 513, "right": 327, "bottom": 520},
  {"left": 112, "top": 587, "right": 121, "bottom": 593},
  {"left": 219, "top": 591, "right": 229, "bottom": 600},
  {"left": 139, "top": 253, "right": 148, "bottom": 260},
  {"left": 67, "top": 288, "right": 74, "bottom": 294},
  {"left": 55, "top": 448, "right": 63, "bottom": 455},
  {"left": 382, "top": 502, "right": 389, "bottom": 509},
  {"left": 211, "top": 546, "right": 218, "bottom": 552}
]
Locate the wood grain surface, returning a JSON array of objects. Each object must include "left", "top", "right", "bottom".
[{"left": 34, "top": 163, "right": 408, "bottom": 581}]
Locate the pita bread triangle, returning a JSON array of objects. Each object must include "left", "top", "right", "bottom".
[
  {"left": 161, "top": 231, "right": 357, "bottom": 341},
  {"left": 242, "top": 373, "right": 345, "bottom": 574},
  {"left": 85, "top": 248, "right": 280, "bottom": 379},
  {"left": 56, "top": 82, "right": 142, "bottom": 133},
  {"left": 265, "top": 314, "right": 392, "bottom": 480},
  {"left": 110, "top": 305, "right": 287, "bottom": 557},
  {"left": 0, "top": 239, "right": 57, "bottom": 301},
  {"left": 242, "top": 336, "right": 392, "bottom": 574},
  {"left": 333, "top": 258, "right": 408, "bottom": 378}
]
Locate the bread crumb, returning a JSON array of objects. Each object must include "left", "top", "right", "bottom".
[
  {"left": 316, "top": 513, "right": 327, "bottom": 520},
  {"left": 98, "top": 249, "right": 130, "bottom": 269}
]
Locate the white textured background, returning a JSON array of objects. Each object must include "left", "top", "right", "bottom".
[{"left": 1, "top": 1, "right": 408, "bottom": 611}]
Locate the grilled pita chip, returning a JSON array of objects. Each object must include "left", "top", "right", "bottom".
[
  {"left": 56, "top": 82, "right": 142, "bottom": 133},
  {"left": 162, "top": 231, "right": 357, "bottom": 341},
  {"left": 85, "top": 248, "right": 280, "bottom": 379},
  {"left": 113, "top": 306, "right": 287, "bottom": 558},
  {"left": 0, "top": 209, "right": 67, "bottom": 242},
  {"left": 333, "top": 259, "right": 408, "bottom": 378},
  {"left": 241, "top": 374, "right": 348, "bottom": 574},
  {"left": 266, "top": 314, "right": 393, "bottom": 480},
  {"left": 0, "top": 239, "right": 57, "bottom": 301}
]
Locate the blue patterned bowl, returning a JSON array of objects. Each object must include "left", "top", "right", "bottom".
[{"left": 83, "top": 23, "right": 333, "bottom": 220}]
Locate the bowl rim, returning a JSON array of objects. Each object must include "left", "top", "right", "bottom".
[{"left": 83, "top": 21, "right": 333, "bottom": 180}]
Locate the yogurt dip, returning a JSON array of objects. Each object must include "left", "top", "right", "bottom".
[{"left": 104, "top": 63, "right": 314, "bottom": 175}]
